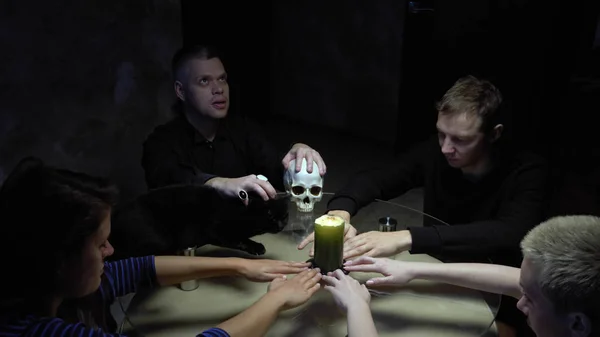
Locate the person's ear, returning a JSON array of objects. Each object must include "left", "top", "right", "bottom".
[
  {"left": 489, "top": 124, "right": 503, "bottom": 143},
  {"left": 569, "top": 312, "right": 592, "bottom": 337},
  {"left": 174, "top": 81, "right": 185, "bottom": 102}
]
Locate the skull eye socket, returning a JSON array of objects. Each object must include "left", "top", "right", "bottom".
[
  {"left": 292, "top": 186, "right": 306, "bottom": 195},
  {"left": 310, "top": 186, "right": 322, "bottom": 196}
]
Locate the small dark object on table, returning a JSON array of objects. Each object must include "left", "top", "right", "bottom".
[{"left": 306, "top": 258, "right": 350, "bottom": 275}]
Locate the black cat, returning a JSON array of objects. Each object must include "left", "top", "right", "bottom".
[{"left": 108, "top": 184, "right": 289, "bottom": 260}]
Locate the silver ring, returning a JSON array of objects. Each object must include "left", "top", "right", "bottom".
[
  {"left": 256, "top": 174, "right": 268, "bottom": 181},
  {"left": 238, "top": 190, "right": 248, "bottom": 200}
]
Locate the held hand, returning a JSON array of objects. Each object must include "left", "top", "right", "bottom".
[
  {"left": 207, "top": 175, "right": 277, "bottom": 205},
  {"left": 281, "top": 143, "right": 327, "bottom": 176},
  {"left": 343, "top": 230, "right": 412, "bottom": 260},
  {"left": 267, "top": 268, "right": 322, "bottom": 310},
  {"left": 297, "top": 210, "right": 357, "bottom": 256},
  {"left": 343, "top": 256, "right": 416, "bottom": 286},
  {"left": 322, "top": 269, "right": 371, "bottom": 312},
  {"left": 240, "top": 259, "right": 311, "bottom": 282}
]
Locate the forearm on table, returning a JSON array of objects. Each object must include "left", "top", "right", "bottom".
[
  {"left": 409, "top": 262, "right": 521, "bottom": 299},
  {"left": 347, "top": 303, "right": 379, "bottom": 337},
  {"left": 216, "top": 293, "right": 285, "bottom": 337},
  {"left": 328, "top": 170, "right": 417, "bottom": 216},
  {"left": 432, "top": 219, "right": 533, "bottom": 255},
  {"left": 154, "top": 256, "right": 244, "bottom": 286}
]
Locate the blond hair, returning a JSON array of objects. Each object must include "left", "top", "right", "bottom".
[
  {"left": 521, "top": 215, "right": 600, "bottom": 319},
  {"left": 436, "top": 75, "right": 503, "bottom": 133}
]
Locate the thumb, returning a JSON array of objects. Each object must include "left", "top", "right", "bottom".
[
  {"left": 366, "top": 276, "right": 395, "bottom": 286},
  {"left": 298, "top": 233, "right": 314, "bottom": 249},
  {"left": 270, "top": 275, "right": 287, "bottom": 283}
]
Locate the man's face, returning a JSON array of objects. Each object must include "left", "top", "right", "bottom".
[
  {"left": 517, "top": 258, "right": 574, "bottom": 337},
  {"left": 436, "top": 112, "right": 489, "bottom": 171},
  {"left": 176, "top": 57, "right": 229, "bottom": 119}
]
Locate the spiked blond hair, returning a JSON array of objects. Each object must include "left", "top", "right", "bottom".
[{"left": 521, "top": 215, "right": 600, "bottom": 321}]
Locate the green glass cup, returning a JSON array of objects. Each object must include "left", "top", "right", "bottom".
[{"left": 313, "top": 214, "right": 345, "bottom": 273}]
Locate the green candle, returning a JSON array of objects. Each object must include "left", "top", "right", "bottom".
[{"left": 314, "top": 214, "right": 345, "bottom": 273}]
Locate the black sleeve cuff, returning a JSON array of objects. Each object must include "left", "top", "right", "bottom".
[
  {"left": 326, "top": 196, "right": 358, "bottom": 216},
  {"left": 407, "top": 226, "right": 443, "bottom": 255},
  {"left": 197, "top": 172, "right": 217, "bottom": 185}
]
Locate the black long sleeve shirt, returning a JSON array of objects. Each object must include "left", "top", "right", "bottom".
[
  {"left": 327, "top": 136, "right": 549, "bottom": 265},
  {"left": 141, "top": 115, "right": 286, "bottom": 191}
]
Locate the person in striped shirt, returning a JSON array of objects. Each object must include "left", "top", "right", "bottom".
[{"left": 0, "top": 157, "right": 322, "bottom": 337}]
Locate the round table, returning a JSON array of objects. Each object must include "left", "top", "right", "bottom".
[{"left": 120, "top": 193, "right": 500, "bottom": 337}]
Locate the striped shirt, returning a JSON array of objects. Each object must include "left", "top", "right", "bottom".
[{"left": 0, "top": 256, "right": 229, "bottom": 337}]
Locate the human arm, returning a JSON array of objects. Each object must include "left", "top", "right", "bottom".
[
  {"left": 100, "top": 256, "right": 158, "bottom": 301},
  {"left": 343, "top": 156, "right": 549, "bottom": 259},
  {"left": 322, "top": 270, "right": 378, "bottom": 337},
  {"left": 204, "top": 175, "right": 278, "bottom": 205},
  {"left": 142, "top": 131, "right": 216, "bottom": 189},
  {"left": 100, "top": 256, "right": 309, "bottom": 301},
  {"left": 342, "top": 230, "right": 412, "bottom": 259},
  {"left": 142, "top": 121, "right": 278, "bottom": 202},
  {"left": 215, "top": 268, "right": 322, "bottom": 337},
  {"left": 25, "top": 316, "right": 229, "bottom": 337},
  {"left": 325, "top": 139, "right": 432, "bottom": 216},
  {"left": 154, "top": 256, "right": 311, "bottom": 285},
  {"left": 344, "top": 256, "right": 522, "bottom": 299},
  {"left": 407, "top": 156, "right": 549, "bottom": 256},
  {"left": 298, "top": 140, "right": 432, "bottom": 253}
]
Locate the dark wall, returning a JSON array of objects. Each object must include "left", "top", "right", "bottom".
[
  {"left": 182, "top": 0, "right": 406, "bottom": 146},
  {"left": 180, "top": 0, "right": 272, "bottom": 121},
  {"left": 396, "top": 0, "right": 600, "bottom": 158},
  {"left": 270, "top": 1, "right": 405, "bottom": 145},
  {"left": 0, "top": 0, "right": 182, "bottom": 199}
]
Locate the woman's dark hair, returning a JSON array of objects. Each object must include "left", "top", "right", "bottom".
[{"left": 0, "top": 157, "right": 119, "bottom": 302}]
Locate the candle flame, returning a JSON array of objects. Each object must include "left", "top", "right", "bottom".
[{"left": 315, "top": 214, "right": 345, "bottom": 227}]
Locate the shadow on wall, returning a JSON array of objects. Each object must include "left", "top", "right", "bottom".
[{"left": 0, "top": 0, "right": 182, "bottom": 200}]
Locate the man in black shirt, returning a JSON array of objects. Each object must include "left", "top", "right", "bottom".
[
  {"left": 299, "top": 75, "right": 548, "bottom": 337},
  {"left": 142, "top": 45, "right": 326, "bottom": 203},
  {"left": 111, "top": 45, "right": 328, "bottom": 258}
]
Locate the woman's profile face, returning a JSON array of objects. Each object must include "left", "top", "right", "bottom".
[{"left": 60, "top": 210, "right": 114, "bottom": 298}]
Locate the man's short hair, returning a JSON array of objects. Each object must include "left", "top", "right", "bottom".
[
  {"left": 436, "top": 75, "right": 503, "bottom": 133},
  {"left": 171, "top": 44, "right": 223, "bottom": 81},
  {"left": 521, "top": 215, "right": 600, "bottom": 323}
]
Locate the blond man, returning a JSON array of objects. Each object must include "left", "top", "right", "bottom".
[
  {"left": 299, "top": 75, "right": 549, "bottom": 336},
  {"left": 338, "top": 215, "right": 600, "bottom": 337}
]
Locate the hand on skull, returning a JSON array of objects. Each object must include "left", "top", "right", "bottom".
[{"left": 284, "top": 158, "right": 323, "bottom": 212}]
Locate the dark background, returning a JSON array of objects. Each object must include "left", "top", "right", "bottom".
[{"left": 1, "top": 0, "right": 600, "bottom": 214}]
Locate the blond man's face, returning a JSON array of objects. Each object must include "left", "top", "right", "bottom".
[{"left": 517, "top": 258, "right": 586, "bottom": 337}]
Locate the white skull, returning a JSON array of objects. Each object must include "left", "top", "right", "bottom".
[{"left": 283, "top": 158, "right": 323, "bottom": 212}]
